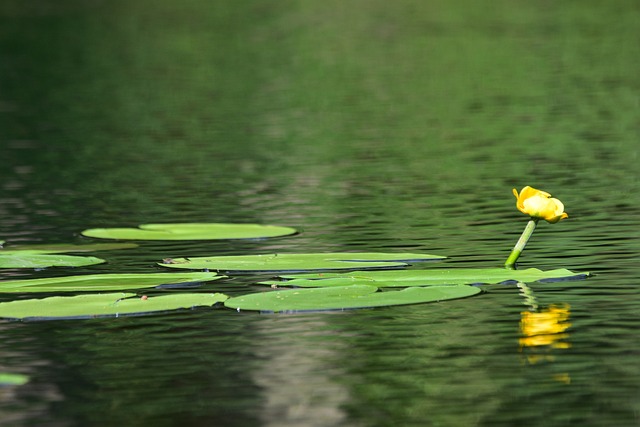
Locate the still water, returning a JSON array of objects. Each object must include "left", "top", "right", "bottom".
[{"left": 1, "top": 1, "right": 639, "bottom": 426}]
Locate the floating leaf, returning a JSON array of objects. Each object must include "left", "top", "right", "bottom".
[
  {"left": 0, "top": 292, "right": 229, "bottom": 320},
  {"left": 159, "top": 252, "right": 446, "bottom": 273},
  {"left": 0, "top": 373, "right": 29, "bottom": 386},
  {"left": 0, "top": 272, "right": 222, "bottom": 293},
  {"left": 0, "top": 243, "right": 134, "bottom": 269},
  {"left": 81, "top": 223, "right": 297, "bottom": 240},
  {"left": 0, "top": 242, "right": 138, "bottom": 254},
  {"left": 0, "top": 254, "right": 105, "bottom": 269},
  {"left": 262, "top": 268, "right": 590, "bottom": 288},
  {"left": 224, "top": 284, "right": 480, "bottom": 313}
]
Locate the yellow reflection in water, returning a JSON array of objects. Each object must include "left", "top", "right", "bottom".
[
  {"left": 520, "top": 304, "right": 571, "bottom": 349},
  {"left": 519, "top": 303, "right": 572, "bottom": 377}
]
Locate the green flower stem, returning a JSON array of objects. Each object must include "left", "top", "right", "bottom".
[{"left": 505, "top": 219, "right": 538, "bottom": 269}]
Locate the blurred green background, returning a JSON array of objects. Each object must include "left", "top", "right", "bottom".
[{"left": 1, "top": 1, "right": 639, "bottom": 426}]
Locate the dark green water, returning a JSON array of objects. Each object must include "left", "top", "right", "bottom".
[{"left": 1, "top": 1, "right": 639, "bottom": 426}]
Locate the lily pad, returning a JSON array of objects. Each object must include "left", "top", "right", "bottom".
[
  {"left": 224, "top": 284, "right": 481, "bottom": 313},
  {"left": 0, "top": 272, "right": 222, "bottom": 293},
  {"left": 0, "top": 292, "right": 229, "bottom": 320},
  {"left": 81, "top": 223, "right": 297, "bottom": 240},
  {"left": 0, "top": 373, "right": 29, "bottom": 386},
  {"left": 0, "top": 242, "right": 138, "bottom": 254},
  {"left": 0, "top": 254, "right": 105, "bottom": 269},
  {"left": 262, "top": 268, "right": 590, "bottom": 288},
  {"left": 159, "top": 252, "right": 446, "bottom": 273}
]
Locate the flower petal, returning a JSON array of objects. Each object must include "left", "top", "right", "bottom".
[{"left": 513, "top": 186, "right": 568, "bottom": 223}]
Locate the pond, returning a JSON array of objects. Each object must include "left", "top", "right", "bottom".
[{"left": 1, "top": 0, "right": 639, "bottom": 425}]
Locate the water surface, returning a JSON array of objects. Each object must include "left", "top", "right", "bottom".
[{"left": 1, "top": 1, "right": 639, "bottom": 426}]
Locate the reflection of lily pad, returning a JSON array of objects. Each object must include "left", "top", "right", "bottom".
[
  {"left": 81, "top": 223, "right": 297, "bottom": 240},
  {"left": 0, "top": 242, "right": 138, "bottom": 254},
  {"left": 0, "top": 292, "right": 229, "bottom": 320},
  {"left": 0, "top": 272, "right": 222, "bottom": 293},
  {"left": 159, "top": 252, "right": 446, "bottom": 273},
  {"left": 261, "top": 268, "right": 591, "bottom": 288},
  {"left": 224, "top": 284, "right": 480, "bottom": 313},
  {"left": 0, "top": 254, "right": 105, "bottom": 269},
  {"left": 0, "top": 373, "right": 29, "bottom": 386}
]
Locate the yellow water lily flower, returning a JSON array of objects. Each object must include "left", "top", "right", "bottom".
[{"left": 513, "top": 186, "right": 568, "bottom": 223}]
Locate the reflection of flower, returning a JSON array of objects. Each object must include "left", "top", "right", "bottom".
[
  {"left": 519, "top": 304, "right": 571, "bottom": 350},
  {"left": 518, "top": 293, "right": 572, "bottom": 382},
  {"left": 513, "top": 186, "right": 568, "bottom": 224}
]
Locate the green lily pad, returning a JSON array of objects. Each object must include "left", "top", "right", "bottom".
[
  {"left": 159, "top": 252, "right": 446, "bottom": 273},
  {"left": 262, "top": 268, "right": 590, "bottom": 288},
  {"left": 224, "top": 284, "right": 481, "bottom": 313},
  {"left": 81, "top": 223, "right": 297, "bottom": 240},
  {"left": 0, "top": 254, "right": 105, "bottom": 269},
  {"left": 0, "top": 272, "right": 222, "bottom": 293},
  {"left": 0, "top": 292, "right": 229, "bottom": 320},
  {"left": 0, "top": 242, "right": 138, "bottom": 254},
  {"left": 0, "top": 373, "right": 29, "bottom": 386}
]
